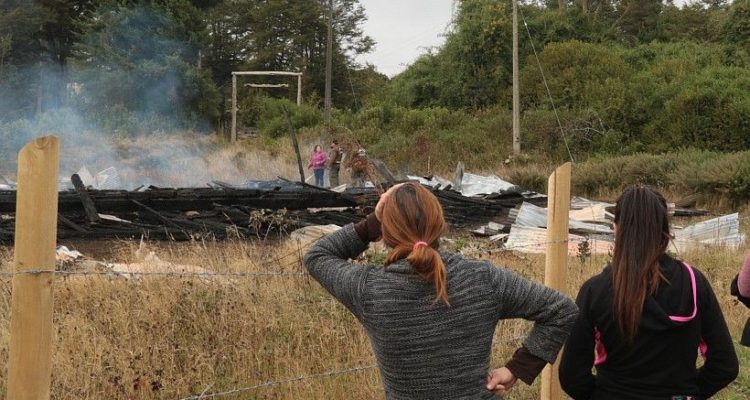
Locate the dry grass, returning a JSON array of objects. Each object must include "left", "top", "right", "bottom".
[
  {"left": 0, "top": 229, "right": 747, "bottom": 399},
  {"left": 0, "top": 135, "right": 748, "bottom": 398}
]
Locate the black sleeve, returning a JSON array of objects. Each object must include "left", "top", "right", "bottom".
[
  {"left": 505, "top": 346, "right": 548, "bottom": 385},
  {"left": 731, "top": 274, "right": 750, "bottom": 308},
  {"left": 696, "top": 272, "right": 739, "bottom": 398},
  {"left": 559, "top": 282, "right": 597, "bottom": 400}
]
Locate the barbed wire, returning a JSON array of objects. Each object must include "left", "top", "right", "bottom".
[
  {"left": 0, "top": 238, "right": 584, "bottom": 278},
  {"left": 0, "top": 215, "right": 740, "bottom": 399},
  {"left": 3, "top": 214, "right": 744, "bottom": 279},
  {"left": 0, "top": 270, "right": 307, "bottom": 278},
  {"left": 179, "top": 365, "right": 377, "bottom": 400},
  {"left": 179, "top": 335, "right": 527, "bottom": 400}
]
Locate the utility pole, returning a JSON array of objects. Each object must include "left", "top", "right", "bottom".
[
  {"left": 37, "top": 61, "right": 44, "bottom": 115},
  {"left": 324, "top": 0, "right": 334, "bottom": 125},
  {"left": 512, "top": 0, "right": 521, "bottom": 155}
]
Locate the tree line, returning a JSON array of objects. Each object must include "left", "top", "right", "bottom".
[
  {"left": 0, "top": 0, "right": 748, "bottom": 156},
  {"left": 386, "top": 0, "right": 750, "bottom": 154},
  {"left": 0, "top": 0, "right": 384, "bottom": 130}
]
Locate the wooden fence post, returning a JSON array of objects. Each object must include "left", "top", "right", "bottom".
[
  {"left": 296, "top": 74, "right": 303, "bottom": 106},
  {"left": 282, "top": 105, "right": 306, "bottom": 183},
  {"left": 540, "top": 162, "right": 571, "bottom": 400},
  {"left": 7, "top": 136, "right": 59, "bottom": 400},
  {"left": 231, "top": 73, "right": 238, "bottom": 143}
]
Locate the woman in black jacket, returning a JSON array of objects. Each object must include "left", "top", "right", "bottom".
[{"left": 559, "top": 185, "right": 738, "bottom": 399}]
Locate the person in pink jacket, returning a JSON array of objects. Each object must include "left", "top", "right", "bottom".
[
  {"left": 307, "top": 145, "right": 328, "bottom": 187},
  {"left": 732, "top": 253, "right": 750, "bottom": 346}
]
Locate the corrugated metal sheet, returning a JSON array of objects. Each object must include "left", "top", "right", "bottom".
[
  {"left": 459, "top": 173, "right": 520, "bottom": 197},
  {"left": 672, "top": 213, "right": 745, "bottom": 253},
  {"left": 504, "top": 225, "right": 613, "bottom": 255},
  {"left": 512, "top": 202, "right": 613, "bottom": 235}
]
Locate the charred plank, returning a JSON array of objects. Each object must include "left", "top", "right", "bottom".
[{"left": 71, "top": 174, "right": 101, "bottom": 224}]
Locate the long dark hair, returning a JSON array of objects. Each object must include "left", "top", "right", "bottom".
[
  {"left": 612, "top": 185, "right": 671, "bottom": 343},
  {"left": 379, "top": 183, "right": 449, "bottom": 304}
]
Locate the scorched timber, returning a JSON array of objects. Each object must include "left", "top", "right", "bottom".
[
  {"left": 0, "top": 188, "right": 363, "bottom": 213},
  {"left": 0, "top": 185, "right": 539, "bottom": 242}
]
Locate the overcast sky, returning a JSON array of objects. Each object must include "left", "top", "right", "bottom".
[{"left": 356, "top": 0, "right": 455, "bottom": 77}]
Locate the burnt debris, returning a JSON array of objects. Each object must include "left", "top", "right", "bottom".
[{"left": 0, "top": 178, "right": 542, "bottom": 243}]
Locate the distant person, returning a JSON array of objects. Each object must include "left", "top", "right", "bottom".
[
  {"left": 559, "top": 185, "right": 738, "bottom": 400},
  {"left": 348, "top": 145, "right": 368, "bottom": 188},
  {"left": 307, "top": 145, "right": 327, "bottom": 187},
  {"left": 731, "top": 253, "right": 750, "bottom": 347},
  {"left": 304, "top": 182, "right": 578, "bottom": 399},
  {"left": 328, "top": 140, "right": 343, "bottom": 188}
]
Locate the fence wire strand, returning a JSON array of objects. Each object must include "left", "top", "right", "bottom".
[
  {"left": 0, "top": 270, "right": 307, "bottom": 278},
  {"left": 0, "top": 239, "right": 579, "bottom": 278},
  {"left": 179, "top": 336, "right": 527, "bottom": 400}
]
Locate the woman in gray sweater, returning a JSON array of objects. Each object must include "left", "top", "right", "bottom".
[{"left": 304, "top": 182, "right": 578, "bottom": 399}]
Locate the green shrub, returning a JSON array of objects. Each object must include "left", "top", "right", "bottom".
[
  {"left": 728, "top": 157, "right": 750, "bottom": 203},
  {"left": 571, "top": 150, "right": 750, "bottom": 201},
  {"left": 573, "top": 153, "right": 677, "bottom": 195},
  {"left": 506, "top": 166, "right": 549, "bottom": 193},
  {"left": 255, "top": 98, "right": 322, "bottom": 138}
]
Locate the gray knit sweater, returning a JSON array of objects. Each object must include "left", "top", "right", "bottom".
[{"left": 304, "top": 224, "right": 578, "bottom": 399}]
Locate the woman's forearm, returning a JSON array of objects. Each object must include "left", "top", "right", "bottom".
[{"left": 739, "top": 253, "right": 750, "bottom": 297}]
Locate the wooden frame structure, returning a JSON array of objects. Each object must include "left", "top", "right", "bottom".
[{"left": 231, "top": 71, "right": 303, "bottom": 142}]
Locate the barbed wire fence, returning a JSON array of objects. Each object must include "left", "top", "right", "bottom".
[
  {"left": 1, "top": 210, "right": 742, "bottom": 398},
  {"left": 177, "top": 336, "right": 528, "bottom": 400},
  {"left": 0, "top": 235, "right": 578, "bottom": 399},
  {"left": 0, "top": 238, "right": 581, "bottom": 279}
]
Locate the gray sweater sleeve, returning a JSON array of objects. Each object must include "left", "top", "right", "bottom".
[
  {"left": 489, "top": 265, "right": 579, "bottom": 363},
  {"left": 303, "top": 224, "right": 370, "bottom": 317}
]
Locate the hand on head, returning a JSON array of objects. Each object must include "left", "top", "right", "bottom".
[{"left": 375, "top": 183, "right": 406, "bottom": 222}]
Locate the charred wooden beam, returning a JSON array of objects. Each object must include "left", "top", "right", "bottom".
[
  {"left": 370, "top": 158, "right": 396, "bottom": 184},
  {"left": 132, "top": 200, "right": 186, "bottom": 232},
  {"left": 71, "top": 174, "right": 101, "bottom": 224},
  {"left": 0, "top": 188, "right": 362, "bottom": 213},
  {"left": 58, "top": 214, "right": 89, "bottom": 233},
  {"left": 0, "top": 225, "right": 12, "bottom": 241}
]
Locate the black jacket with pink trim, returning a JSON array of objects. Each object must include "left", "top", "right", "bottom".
[{"left": 559, "top": 254, "right": 738, "bottom": 400}]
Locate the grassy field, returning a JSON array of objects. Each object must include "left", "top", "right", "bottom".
[
  {"left": 0, "top": 136, "right": 748, "bottom": 398},
  {"left": 0, "top": 227, "right": 748, "bottom": 399}
]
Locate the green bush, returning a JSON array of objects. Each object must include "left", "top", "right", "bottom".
[
  {"left": 506, "top": 166, "right": 549, "bottom": 193},
  {"left": 254, "top": 98, "right": 322, "bottom": 138},
  {"left": 519, "top": 40, "right": 632, "bottom": 113},
  {"left": 642, "top": 67, "right": 750, "bottom": 151},
  {"left": 573, "top": 153, "right": 677, "bottom": 195},
  {"left": 571, "top": 150, "right": 750, "bottom": 202},
  {"left": 728, "top": 157, "right": 750, "bottom": 203}
]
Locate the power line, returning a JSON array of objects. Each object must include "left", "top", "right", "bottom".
[{"left": 518, "top": 7, "right": 575, "bottom": 163}]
